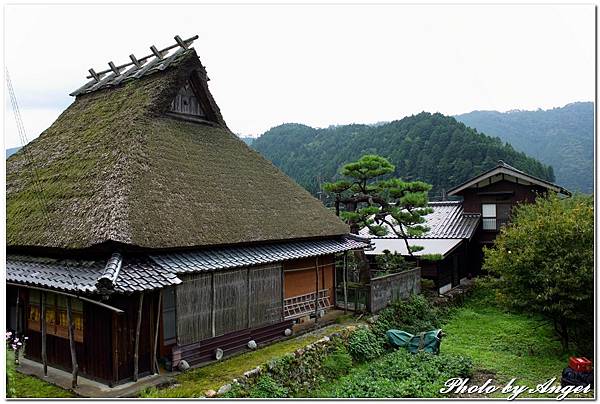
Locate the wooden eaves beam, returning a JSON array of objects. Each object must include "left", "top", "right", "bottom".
[{"left": 6, "top": 283, "right": 124, "bottom": 313}]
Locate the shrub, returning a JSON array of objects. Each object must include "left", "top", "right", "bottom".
[
  {"left": 319, "top": 349, "right": 472, "bottom": 398},
  {"left": 483, "top": 193, "right": 593, "bottom": 353},
  {"left": 248, "top": 375, "right": 289, "bottom": 398},
  {"left": 371, "top": 294, "right": 444, "bottom": 338},
  {"left": 321, "top": 348, "right": 353, "bottom": 379},
  {"left": 347, "top": 327, "right": 385, "bottom": 362}
]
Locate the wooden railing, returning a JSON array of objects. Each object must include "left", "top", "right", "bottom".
[{"left": 283, "top": 289, "right": 331, "bottom": 319}]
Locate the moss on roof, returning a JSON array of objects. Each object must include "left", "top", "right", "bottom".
[{"left": 7, "top": 50, "right": 348, "bottom": 250}]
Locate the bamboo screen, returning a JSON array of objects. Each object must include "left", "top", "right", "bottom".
[
  {"left": 176, "top": 273, "right": 212, "bottom": 344},
  {"left": 176, "top": 263, "right": 283, "bottom": 346}
]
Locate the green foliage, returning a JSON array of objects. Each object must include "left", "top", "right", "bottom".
[
  {"left": 347, "top": 327, "right": 385, "bottom": 362},
  {"left": 252, "top": 113, "right": 555, "bottom": 199},
  {"left": 313, "top": 349, "right": 472, "bottom": 398},
  {"left": 371, "top": 294, "right": 445, "bottom": 337},
  {"left": 420, "top": 253, "right": 443, "bottom": 261},
  {"left": 374, "top": 250, "right": 413, "bottom": 275},
  {"left": 323, "top": 154, "right": 433, "bottom": 256},
  {"left": 456, "top": 102, "right": 593, "bottom": 193},
  {"left": 441, "top": 283, "right": 587, "bottom": 397},
  {"left": 5, "top": 349, "right": 74, "bottom": 398},
  {"left": 321, "top": 348, "right": 353, "bottom": 379},
  {"left": 483, "top": 193, "right": 593, "bottom": 352},
  {"left": 248, "top": 375, "right": 289, "bottom": 398},
  {"left": 6, "top": 349, "right": 17, "bottom": 398}
]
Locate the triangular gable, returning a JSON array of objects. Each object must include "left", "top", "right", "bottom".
[
  {"left": 169, "top": 80, "right": 206, "bottom": 118},
  {"left": 447, "top": 161, "right": 570, "bottom": 197}
]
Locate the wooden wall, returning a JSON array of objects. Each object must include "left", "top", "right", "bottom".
[
  {"left": 283, "top": 255, "right": 335, "bottom": 300},
  {"left": 18, "top": 286, "right": 157, "bottom": 385},
  {"left": 176, "top": 263, "right": 283, "bottom": 347}
]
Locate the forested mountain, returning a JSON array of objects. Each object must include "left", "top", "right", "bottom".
[
  {"left": 239, "top": 137, "right": 255, "bottom": 146},
  {"left": 455, "top": 102, "right": 593, "bottom": 194},
  {"left": 252, "top": 112, "right": 554, "bottom": 199}
]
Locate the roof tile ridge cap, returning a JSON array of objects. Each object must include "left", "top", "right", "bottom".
[{"left": 96, "top": 252, "right": 123, "bottom": 293}]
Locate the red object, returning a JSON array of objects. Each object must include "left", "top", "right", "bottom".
[{"left": 569, "top": 357, "right": 593, "bottom": 373}]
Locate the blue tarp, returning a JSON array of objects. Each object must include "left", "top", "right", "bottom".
[{"left": 386, "top": 329, "right": 443, "bottom": 354}]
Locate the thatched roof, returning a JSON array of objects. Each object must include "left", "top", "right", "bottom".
[{"left": 7, "top": 48, "right": 348, "bottom": 250}]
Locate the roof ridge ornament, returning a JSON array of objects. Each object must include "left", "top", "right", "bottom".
[
  {"left": 82, "top": 34, "right": 198, "bottom": 83},
  {"left": 96, "top": 252, "right": 123, "bottom": 296}
]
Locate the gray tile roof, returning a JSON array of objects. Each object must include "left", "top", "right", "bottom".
[
  {"left": 359, "top": 201, "right": 480, "bottom": 239},
  {"left": 6, "top": 255, "right": 180, "bottom": 294},
  {"left": 150, "top": 237, "right": 369, "bottom": 273},
  {"left": 6, "top": 237, "right": 369, "bottom": 294}
]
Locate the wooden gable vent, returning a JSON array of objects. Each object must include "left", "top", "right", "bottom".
[{"left": 169, "top": 80, "right": 206, "bottom": 118}]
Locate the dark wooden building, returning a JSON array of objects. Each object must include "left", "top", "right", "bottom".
[
  {"left": 360, "top": 161, "right": 570, "bottom": 294},
  {"left": 447, "top": 160, "right": 571, "bottom": 245},
  {"left": 6, "top": 36, "right": 367, "bottom": 386}
]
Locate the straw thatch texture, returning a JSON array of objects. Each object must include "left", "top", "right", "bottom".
[{"left": 7, "top": 50, "right": 348, "bottom": 250}]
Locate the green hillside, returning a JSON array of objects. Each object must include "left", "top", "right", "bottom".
[
  {"left": 455, "top": 102, "right": 593, "bottom": 193},
  {"left": 252, "top": 112, "right": 555, "bottom": 199}
]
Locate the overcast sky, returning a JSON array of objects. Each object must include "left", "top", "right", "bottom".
[{"left": 4, "top": 3, "right": 595, "bottom": 149}]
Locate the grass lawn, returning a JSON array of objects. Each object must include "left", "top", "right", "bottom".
[
  {"left": 140, "top": 323, "right": 350, "bottom": 398},
  {"left": 441, "top": 284, "right": 593, "bottom": 398},
  {"left": 7, "top": 351, "right": 75, "bottom": 398},
  {"left": 10, "top": 371, "right": 76, "bottom": 398}
]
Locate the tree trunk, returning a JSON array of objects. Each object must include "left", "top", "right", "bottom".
[
  {"left": 353, "top": 250, "right": 371, "bottom": 284},
  {"left": 343, "top": 252, "right": 348, "bottom": 314},
  {"left": 559, "top": 320, "right": 570, "bottom": 352},
  {"left": 67, "top": 298, "right": 78, "bottom": 388}
]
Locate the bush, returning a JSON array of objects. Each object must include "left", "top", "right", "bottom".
[
  {"left": 483, "top": 193, "right": 593, "bottom": 353},
  {"left": 318, "top": 349, "right": 472, "bottom": 398},
  {"left": 248, "top": 375, "right": 289, "bottom": 398},
  {"left": 321, "top": 348, "right": 353, "bottom": 379},
  {"left": 347, "top": 328, "right": 385, "bottom": 362},
  {"left": 371, "top": 294, "right": 444, "bottom": 338}
]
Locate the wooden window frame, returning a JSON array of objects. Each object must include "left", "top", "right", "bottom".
[{"left": 27, "top": 291, "right": 84, "bottom": 343}]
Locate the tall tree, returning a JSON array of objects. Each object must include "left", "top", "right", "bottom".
[
  {"left": 324, "top": 155, "right": 433, "bottom": 261},
  {"left": 483, "top": 193, "right": 593, "bottom": 352}
]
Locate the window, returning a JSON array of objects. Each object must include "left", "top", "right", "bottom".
[
  {"left": 482, "top": 203, "right": 497, "bottom": 230},
  {"left": 162, "top": 288, "right": 177, "bottom": 344},
  {"left": 27, "top": 290, "right": 84, "bottom": 342}
]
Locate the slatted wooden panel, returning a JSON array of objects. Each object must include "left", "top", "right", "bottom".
[
  {"left": 169, "top": 81, "right": 206, "bottom": 117},
  {"left": 176, "top": 274, "right": 212, "bottom": 345},
  {"left": 214, "top": 270, "right": 248, "bottom": 336},
  {"left": 249, "top": 264, "right": 283, "bottom": 327}
]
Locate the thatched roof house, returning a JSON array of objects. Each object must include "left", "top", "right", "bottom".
[
  {"left": 6, "top": 36, "right": 366, "bottom": 387},
  {"left": 7, "top": 41, "right": 347, "bottom": 251}
]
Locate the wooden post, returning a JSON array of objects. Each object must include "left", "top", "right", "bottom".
[
  {"left": 343, "top": 252, "right": 348, "bottom": 314},
  {"left": 41, "top": 292, "right": 47, "bottom": 376},
  {"left": 66, "top": 297, "right": 78, "bottom": 388},
  {"left": 133, "top": 293, "right": 144, "bottom": 382},
  {"left": 211, "top": 273, "right": 216, "bottom": 338},
  {"left": 246, "top": 267, "right": 251, "bottom": 328},
  {"left": 280, "top": 266, "right": 285, "bottom": 321},
  {"left": 314, "top": 256, "right": 319, "bottom": 321},
  {"left": 111, "top": 312, "right": 119, "bottom": 386},
  {"left": 152, "top": 292, "right": 162, "bottom": 375},
  {"left": 15, "top": 288, "right": 20, "bottom": 334}
]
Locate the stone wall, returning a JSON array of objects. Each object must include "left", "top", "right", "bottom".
[{"left": 369, "top": 267, "right": 421, "bottom": 313}]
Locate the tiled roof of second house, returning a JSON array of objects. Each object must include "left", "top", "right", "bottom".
[{"left": 359, "top": 201, "right": 480, "bottom": 239}]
